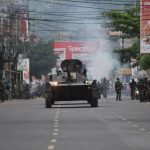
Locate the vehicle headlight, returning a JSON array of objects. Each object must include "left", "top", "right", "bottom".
[
  {"left": 136, "top": 90, "right": 139, "bottom": 94},
  {"left": 49, "top": 81, "right": 58, "bottom": 86},
  {"left": 85, "top": 80, "right": 92, "bottom": 84}
]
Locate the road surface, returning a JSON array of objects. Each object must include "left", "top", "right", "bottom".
[{"left": 0, "top": 97, "right": 150, "bottom": 150}]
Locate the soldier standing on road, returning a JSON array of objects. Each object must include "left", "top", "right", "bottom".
[
  {"left": 138, "top": 78, "right": 148, "bottom": 102},
  {"left": 115, "top": 78, "right": 123, "bottom": 101},
  {"left": 0, "top": 80, "right": 5, "bottom": 102},
  {"left": 129, "top": 79, "right": 137, "bottom": 100}
]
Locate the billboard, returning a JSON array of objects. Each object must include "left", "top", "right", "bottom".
[
  {"left": 141, "top": 0, "right": 150, "bottom": 53},
  {"left": 53, "top": 41, "right": 100, "bottom": 66},
  {"left": 19, "top": 13, "right": 29, "bottom": 42},
  {"left": 17, "top": 58, "right": 30, "bottom": 84}
]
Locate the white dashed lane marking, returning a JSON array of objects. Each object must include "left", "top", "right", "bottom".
[
  {"left": 140, "top": 128, "right": 145, "bottom": 131},
  {"left": 51, "top": 139, "right": 57, "bottom": 143},
  {"left": 110, "top": 111, "right": 148, "bottom": 133},
  {"left": 133, "top": 124, "right": 139, "bottom": 127},
  {"left": 54, "top": 124, "right": 59, "bottom": 128},
  {"left": 54, "top": 122, "right": 59, "bottom": 125},
  {"left": 54, "top": 119, "right": 59, "bottom": 122},
  {"left": 48, "top": 145, "right": 55, "bottom": 150},
  {"left": 54, "top": 129, "right": 59, "bottom": 132},
  {"left": 48, "top": 109, "right": 60, "bottom": 150}
]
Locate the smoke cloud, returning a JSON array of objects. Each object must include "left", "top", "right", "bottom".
[
  {"left": 28, "top": 0, "right": 121, "bottom": 81},
  {"left": 87, "top": 48, "right": 120, "bottom": 81}
]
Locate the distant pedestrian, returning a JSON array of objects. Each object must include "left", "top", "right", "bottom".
[
  {"left": 129, "top": 79, "right": 137, "bottom": 100},
  {"left": 115, "top": 78, "right": 123, "bottom": 101}
]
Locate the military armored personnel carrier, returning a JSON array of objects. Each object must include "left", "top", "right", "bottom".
[{"left": 44, "top": 59, "right": 100, "bottom": 108}]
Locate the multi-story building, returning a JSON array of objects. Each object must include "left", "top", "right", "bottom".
[{"left": 0, "top": 1, "right": 29, "bottom": 98}]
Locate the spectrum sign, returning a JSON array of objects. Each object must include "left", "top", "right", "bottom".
[{"left": 53, "top": 41, "right": 100, "bottom": 66}]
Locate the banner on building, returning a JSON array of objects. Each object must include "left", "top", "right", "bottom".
[
  {"left": 53, "top": 41, "right": 100, "bottom": 66},
  {"left": 19, "top": 13, "right": 29, "bottom": 42},
  {"left": 17, "top": 58, "right": 30, "bottom": 84},
  {"left": 141, "top": 0, "right": 150, "bottom": 53}
]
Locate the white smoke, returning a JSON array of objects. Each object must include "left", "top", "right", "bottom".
[
  {"left": 65, "top": 3, "right": 121, "bottom": 81},
  {"left": 28, "top": 0, "right": 121, "bottom": 80},
  {"left": 87, "top": 48, "right": 120, "bottom": 81},
  {"left": 85, "top": 25, "right": 120, "bottom": 81}
]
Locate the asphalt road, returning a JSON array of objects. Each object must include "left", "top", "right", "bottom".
[{"left": 0, "top": 97, "right": 150, "bottom": 150}]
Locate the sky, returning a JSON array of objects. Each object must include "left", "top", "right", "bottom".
[
  {"left": 25, "top": 0, "right": 137, "bottom": 80},
  {"left": 14, "top": 0, "right": 137, "bottom": 80},
  {"left": 27, "top": 0, "right": 137, "bottom": 40}
]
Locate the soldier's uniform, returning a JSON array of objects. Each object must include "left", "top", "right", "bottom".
[
  {"left": 148, "top": 80, "right": 150, "bottom": 102},
  {"left": 129, "top": 79, "right": 137, "bottom": 100},
  {"left": 0, "top": 80, "right": 5, "bottom": 102},
  {"left": 115, "top": 78, "right": 123, "bottom": 101},
  {"left": 138, "top": 78, "right": 148, "bottom": 102}
]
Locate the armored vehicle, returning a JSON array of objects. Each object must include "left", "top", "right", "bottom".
[{"left": 44, "top": 59, "right": 100, "bottom": 108}]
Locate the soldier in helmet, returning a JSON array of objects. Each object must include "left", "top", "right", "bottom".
[
  {"left": 129, "top": 79, "right": 137, "bottom": 100},
  {"left": 0, "top": 80, "right": 5, "bottom": 102},
  {"left": 138, "top": 78, "right": 148, "bottom": 102},
  {"left": 115, "top": 78, "right": 123, "bottom": 101}
]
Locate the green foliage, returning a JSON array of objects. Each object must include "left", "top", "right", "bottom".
[
  {"left": 114, "top": 41, "right": 140, "bottom": 64},
  {"left": 105, "top": 7, "right": 140, "bottom": 38},
  {"left": 29, "top": 40, "right": 56, "bottom": 78},
  {"left": 139, "top": 55, "right": 150, "bottom": 70},
  {"left": 105, "top": 6, "right": 140, "bottom": 63}
]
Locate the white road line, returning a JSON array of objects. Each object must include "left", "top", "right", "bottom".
[
  {"left": 128, "top": 122, "right": 132, "bottom": 124},
  {"left": 140, "top": 128, "right": 145, "bottom": 131},
  {"left": 48, "top": 145, "right": 55, "bottom": 150},
  {"left": 51, "top": 139, "right": 57, "bottom": 143},
  {"left": 55, "top": 116, "right": 59, "bottom": 118},
  {"left": 122, "top": 118, "right": 127, "bottom": 121},
  {"left": 54, "top": 122, "right": 59, "bottom": 125},
  {"left": 54, "top": 129, "right": 59, "bottom": 132},
  {"left": 53, "top": 132, "right": 58, "bottom": 136},
  {"left": 133, "top": 124, "right": 139, "bottom": 127},
  {"left": 54, "top": 125, "right": 59, "bottom": 128},
  {"left": 118, "top": 116, "right": 122, "bottom": 118},
  {"left": 54, "top": 119, "right": 59, "bottom": 122}
]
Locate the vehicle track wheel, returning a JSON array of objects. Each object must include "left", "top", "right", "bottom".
[
  {"left": 45, "top": 96, "right": 52, "bottom": 108},
  {"left": 91, "top": 98, "right": 98, "bottom": 107}
]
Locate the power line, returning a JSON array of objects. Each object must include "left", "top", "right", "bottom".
[{"left": 30, "top": 0, "right": 123, "bottom": 11}]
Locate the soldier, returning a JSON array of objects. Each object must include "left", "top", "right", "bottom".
[
  {"left": 0, "top": 80, "right": 5, "bottom": 102},
  {"left": 129, "top": 79, "right": 137, "bottom": 100},
  {"left": 137, "top": 78, "right": 148, "bottom": 102},
  {"left": 97, "top": 81, "right": 102, "bottom": 99},
  {"left": 101, "top": 78, "right": 108, "bottom": 98},
  {"left": 45, "top": 82, "right": 53, "bottom": 107},
  {"left": 148, "top": 80, "right": 150, "bottom": 102},
  {"left": 115, "top": 78, "right": 123, "bottom": 101}
]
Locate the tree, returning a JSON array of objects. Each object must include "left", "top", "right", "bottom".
[
  {"left": 105, "top": 6, "right": 140, "bottom": 64},
  {"left": 29, "top": 40, "right": 56, "bottom": 78},
  {"left": 139, "top": 55, "right": 150, "bottom": 70}
]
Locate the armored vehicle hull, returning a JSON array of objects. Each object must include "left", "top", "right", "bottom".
[{"left": 45, "top": 59, "right": 100, "bottom": 108}]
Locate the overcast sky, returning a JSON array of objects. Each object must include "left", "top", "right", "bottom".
[{"left": 27, "top": 0, "right": 137, "bottom": 40}]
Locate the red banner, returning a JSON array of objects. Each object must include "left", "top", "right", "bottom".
[
  {"left": 141, "top": 0, "right": 150, "bottom": 53},
  {"left": 20, "top": 13, "right": 29, "bottom": 42},
  {"left": 53, "top": 41, "right": 100, "bottom": 66}
]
